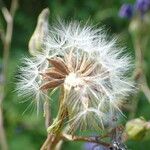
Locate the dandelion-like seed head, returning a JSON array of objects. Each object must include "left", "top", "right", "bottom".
[{"left": 17, "top": 21, "right": 134, "bottom": 132}]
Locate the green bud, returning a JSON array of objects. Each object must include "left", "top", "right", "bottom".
[
  {"left": 125, "top": 118, "right": 147, "bottom": 140},
  {"left": 28, "top": 8, "right": 50, "bottom": 56}
]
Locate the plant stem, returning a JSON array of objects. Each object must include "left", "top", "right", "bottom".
[
  {"left": 130, "top": 26, "right": 150, "bottom": 118},
  {"left": 41, "top": 88, "right": 111, "bottom": 150},
  {"left": 41, "top": 88, "right": 67, "bottom": 150},
  {"left": 0, "top": 0, "right": 18, "bottom": 149},
  {"left": 129, "top": 36, "right": 142, "bottom": 119},
  {"left": 43, "top": 95, "right": 51, "bottom": 150},
  {"left": 61, "top": 133, "right": 111, "bottom": 147}
]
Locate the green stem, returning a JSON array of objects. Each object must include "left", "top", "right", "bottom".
[{"left": 41, "top": 88, "right": 68, "bottom": 150}]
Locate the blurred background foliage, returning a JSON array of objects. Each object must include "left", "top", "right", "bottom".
[{"left": 1, "top": 0, "right": 150, "bottom": 150}]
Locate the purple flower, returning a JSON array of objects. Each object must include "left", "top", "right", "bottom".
[
  {"left": 83, "top": 142, "right": 107, "bottom": 150},
  {"left": 119, "top": 4, "right": 133, "bottom": 19},
  {"left": 135, "top": 0, "right": 150, "bottom": 14}
]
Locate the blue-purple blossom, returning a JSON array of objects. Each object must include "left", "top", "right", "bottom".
[
  {"left": 135, "top": 0, "right": 150, "bottom": 14},
  {"left": 83, "top": 142, "right": 107, "bottom": 150},
  {"left": 119, "top": 4, "right": 133, "bottom": 19}
]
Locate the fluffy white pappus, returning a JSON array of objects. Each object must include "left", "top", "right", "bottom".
[
  {"left": 43, "top": 21, "right": 105, "bottom": 57},
  {"left": 68, "top": 107, "right": 109, "bottom": 131},
  {"left": 65, "top": 72, "right": 133, "bottom": 130},
  {"left": 16, "top": 56, "right": 48, "bottom": 113},
  {"left": 44, "top": 21, "right": 133, "bottom": 77},
  {"left": 17, "top": 20, "right": 134, "bottom": 130},
  {"left": 43, "top": 22, "right": 134, "bottom": 130}
]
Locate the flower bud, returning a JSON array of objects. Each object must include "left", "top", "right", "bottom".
[
  {"left": 28, "top": 8, "right": 50, "bottom": 56},
  {"left": 125, "top": 118, "right": 147, "bottom": 140}
]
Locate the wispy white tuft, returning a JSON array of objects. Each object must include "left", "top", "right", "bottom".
[
  {"left": 17, "top": 21, "right": 134, "bottom": 130},
  {"left": 16, "top": 56, "right": 48, "bottom": 113}
]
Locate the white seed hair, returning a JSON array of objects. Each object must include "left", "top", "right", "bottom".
[{"left": 17, "top": 21, "right": 134, "bottom": 130}]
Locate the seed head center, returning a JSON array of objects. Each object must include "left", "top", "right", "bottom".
[{"left": 64, "top": 72, "right": 83, "bottom": 90}]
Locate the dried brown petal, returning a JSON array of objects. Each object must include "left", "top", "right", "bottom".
[
  {"left": 42, "top": 75, "right": 53, "bottom": 81},
  {"left": 40, "top": 79, "right": 64, "bottom": 90},
  {"left": 45, "top": 70, "right": 65, "bottom": 79},
  {"left": 47, "top": 58, "right": 69, "bottom": 74}
]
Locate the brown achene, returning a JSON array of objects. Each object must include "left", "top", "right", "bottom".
[{"left": 40, "top": 51, "right": 98, "bottom": 91}]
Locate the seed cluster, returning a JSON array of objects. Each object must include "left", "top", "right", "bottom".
[{"left": 40, "top": 50, "right": 104, "bottom": 92}]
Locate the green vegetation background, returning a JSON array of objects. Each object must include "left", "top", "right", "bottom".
[{"left": 1, "top": 0, "right": 150, "bottom": 149}]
